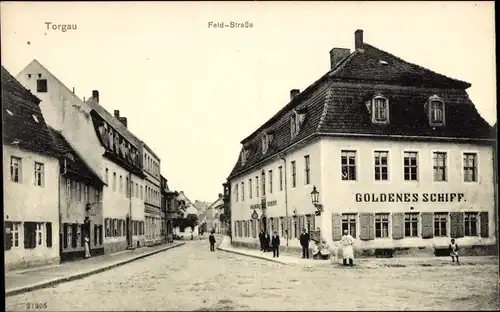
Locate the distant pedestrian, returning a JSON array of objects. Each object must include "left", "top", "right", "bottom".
[
  {"left": 300, "top": 228, "right": 310, "bottom": 259},
  {"left": 84, "top": 235, "right": 91, "bottom": 259},
  {"left": 264, "top": 231, "right": 271, "bottom": 252},
  {"left": 341, "top": 230, "right": 354, "bottom": 266},
  {"left": 209, "top": 231, "right": 216, "bottom": 252},
  {"left": 271, "top": 231, "right": 280, "bottom": 258},
  {"left": 259, "top": 229, "right": 265, "bottom": 252},
  {"left": 449, "top": 238, "right": 460, "bottom": 264}
]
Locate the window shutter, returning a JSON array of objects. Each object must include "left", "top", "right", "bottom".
[
  {"left": 480, "top": 212, "right": 489, "bottom": 238},
  {"left": 287, "top": 217, "right": 292, "bottom": 237},
  {"left": 71, "top": 223, "right": 77, "bottom": 248},
  {"left": 332, "top": 213, "right": 342, "bottom": 241},
  {"left": 4, "top": 221, "right": 13, "bottom": 250},
  {"left": 392, "top": 213, "right": 404, "bottom": 240},
  {"left": 24, "top": 222, "right": 31, "bottom": 249},
  {"left": 80, "top": 224, "right": 85, "bottom": 247},
  {"left": 63, "top": 223, "right": 68, "bottom": 248},
  {"left": 46, "top": 222, "right": 52, "bottom": 247},
  {"left": 368, "top": 213, "right": 375, "bottom": 240},
  {"left": 420, "top": 212, "right": 434, "bottom": 239},
  {"left": 359, "top": 213, "right": 371, "bottom": 240},
  {"left": 450, "top": 212, "right": 464, "bottom": 238},
  {"left": 99, "top": 225, "right": 103, "bottom": 245}
]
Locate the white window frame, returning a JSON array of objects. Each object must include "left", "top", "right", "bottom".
[
  {"left": 10, "top": 156, "right": 22, "bottom": 183},
  {"left": 434, "top": 212, "right": 448, "bottom": 237},
  {"left": 34, "top": 162, "right": 44, "bottom": 187},
  {"left": 404, "top": 212, "right": 419, "bottom": 237},
  {"left": 304, "top": 155, "right": 310, "bottom": 185},
  {"left": 67, "top": 225, "right": 72, "bottom": 247},
  {"left": 249, "top": 179, "right": 252, "bottom": 199},
  {"left": 256, "top": 176, "right": 259, "bottom": 197},
  {"left": 428, "top": 95, "right": 445, "bottom": 126},
  {"left": 432, "top": 151, "right": 448, "bottom": 182},
  {"left": 291, "top": 161, "right": 297, "bottom": 188},
  {"left": 341, "top": 150, "right": 357, "bottom": 181},
  {"left": 290, "top": 113, "right": 297, "bottom": 138},
  {"left": 119, "top": 175, "right": 123, "bottom": 192},
  {"left": 464, "top": 212, "right": 479, "bottom": 236},
  {"left": 268, "top": 170, "right": 273, "bottom": 193},
  {"left": 241, "top": 182, "right": 245, "bottom": 201},
  {"left": 235, "top": 183, "right": 239, "bottom": 203},
  {"left": 372, "top": 95, "right": 390, "bottom": 124},
  {"left": 341, "top": 213, "right": 357, "bottom": 238},
  {"left": 84, "top": 185, "right": 89, "bottom": 203},
  {"left": 375, "top": 213, "right": 390, "bottom": 238},
  {"left": 36, "top": 223, "right": 44, "bottom": 247},
  {"left": 12, "top": 222, "right": 21, "bottom": 248},
  {"left": 373, "top": 150, "right": 389, "bottom": 181},
  {"left": 463, "top": 152, "right": 479, "bottom": 183},
  {"left": 105, "top": 168, "right": 109, "bottom": 185},
  {"left": 261, "top": 135, "right": 269, "bottom": 155},
  {"left": 113, "top": 172, "right": 117, "bottom": 192},
  {"left": 403, "top": 151, "right": 419, "bottom": 182},
  {"left": 66, "top": 179, "right": 71, "bottom": 200},
  {"left": 279, "top": 166, "right": 283, "bottom": 191}
]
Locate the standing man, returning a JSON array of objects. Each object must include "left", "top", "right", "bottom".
[
  {"left": 264, "top": 231, "right": 271, "bottom": 252},
  {"left": 300, "top": 228, "right": 310, "bottom": 259},
  {"left": 271, "top": 231, "right": 280, "bottom": 258},
  {"left": 341, "top": 229, "right": 354, "bottom": 266},
  {"left": 258, "top": 229, "right": 265, "bottom": 252},
  {"left": 209, "top": 231, "right": 216, "bottom": 252}
]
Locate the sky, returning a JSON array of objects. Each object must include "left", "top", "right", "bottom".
[{"left": 1, "top": 1, "right": 496, "bottom": 202}]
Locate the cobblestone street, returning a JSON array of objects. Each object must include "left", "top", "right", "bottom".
[{"left": 6, "top": 239, "right": 499, "bottom": 311}]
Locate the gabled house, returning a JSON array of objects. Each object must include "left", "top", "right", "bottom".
[
  {"left": 205, "top": 194, "right": 225, "bottom": 234},
  {"left": 3, "top": 66, "right": 61, "bottom": 270},
  {"left": 228, "top": 29, "right": 495, "bottom": 257},
  {"left": 174, "top": 191, "right": 200, "bottom": 238}
]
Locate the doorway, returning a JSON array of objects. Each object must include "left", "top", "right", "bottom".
[{"left": 126, "top": 216, "right": 131, "bottom": 247}]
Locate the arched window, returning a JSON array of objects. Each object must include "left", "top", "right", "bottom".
[
  {"left": 428, "top": 95, "right": 445, "bottom": 126},
  {"left": 372, "top": 94, "right": 389, "bottom": 123}
]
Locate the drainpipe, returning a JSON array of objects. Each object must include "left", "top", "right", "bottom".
[{"left": 280, "top": 156, "right": 289, "bottom": 248}]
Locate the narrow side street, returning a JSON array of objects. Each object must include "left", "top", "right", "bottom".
[{"left": 6, "top": 239, "right": 499, "bottom": 311}]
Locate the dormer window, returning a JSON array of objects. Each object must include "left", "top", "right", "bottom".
[
  {"left": 427, "top": 95, "right": 445, "bottom": 126},
  {"left": 262, "top": 135, "right": 269, "bottom": 155},
  {"left": 241, "top": 148, "right": 249, "bottom": 165},
  {"left": 372, "top": 94, "right": 389, "bottom": 124},
  {"left": 290, "top": 109, "right": 306, "bottom": 139}
]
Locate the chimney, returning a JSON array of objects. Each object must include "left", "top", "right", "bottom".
[
  {"left": 72, "top": 87, "right": 75, "bottom": 94},
  {"left": 119, "top": 117, "right": 128, "bottom": 128},
  {"left": 355, "top": 29, "right": 364, "bottom": 50},
  {"left": 92, "top": 90, "right": 99, "bottom": 103},
  {"left": 114, "top": 110, "right": 120, "bottom": 118},
  {"left": 290, "top": 89, "right": 300, "bottom": 101},
  {"left": 329, "top": 48, "right": 351, "bottom": 69}
]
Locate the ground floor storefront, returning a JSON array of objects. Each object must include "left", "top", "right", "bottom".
[{"left": 145, "top": 208, "right": 162, "bottom": 246}]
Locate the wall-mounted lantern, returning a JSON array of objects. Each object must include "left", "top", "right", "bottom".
[{"left": 310, "top": 186, "right": 323, "bottom": 216}]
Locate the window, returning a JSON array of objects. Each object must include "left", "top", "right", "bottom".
[
  {"left": 261, "top": 135, "right": 269, "bottom": 154},
  {"left": 463, "top": 153, "right": 478, "bottom": 182},
  {"left": 342, "top": 214, "right": 357, "bottom": 238},
  {"left": 66, "top": 179, "right": 71, "bottom": 200},
  {"left": 375, "top": 214, "right": 389, "bottom": 238},
  {"left": 84, "top": 185, "right": 89, "bottom": 203},
  {"left": 136, "top": 183, "right": 139, "bottom": 198},
  {"left": 249, "top": 179, "right": 252, "bottom": 199},
  {"left": 291, "top": 114, "right": 297, "bottom": 138},
  {"left": 294, "top": 218, "right": 299, "bottom": 239},
  {"left": 105, "top": 168, "right": 109, "bottom": 185},
  {"left": 373, "top": 96, "right": 389, "bottom": 123},
  {"left": 291, "top": 161, "right": 296, "bottom": 187},
  {"left": 10, "top": 156, "right": 21, "bottom": 183},
  {"left": 126, "top": 177, "right": 130, "bottom": 197},
  {"left": 256, "top": 176, "right": 259, "bottom": 197},
  {"left": 429, "top": 98, "right": 445, "bottom": 125},
  {"left": 341, "top": 151, "right": 356, "bottom": 181},
  {"left": 280, "top": 217, "right": 285, "bottom": 237},
  {"left": 304, "top": 155, "right": 310, "bottom": 185},
  {"left": 67, "top": 225, "right": 72, "bottom": 247},
  {"left": 374, "top": 151, "right": 388, "bottom": 181},
  {"left": 235, "top": 184, "right": 239, "bottom": 202},
  {"left": 34, "top": 162, "right": 44, "bottom": 186},
  {"left": 77, "top": 225, "right": 81, "bottom": 247},
  {"left": 434, "top": 213, "right": 448, "bottom": 237},
  {"left": 433, "top": 152, "right": 447, "bottom": 181},
  {"left": 119, "top": 176, "right": 123, "bottom": 192},
  {"left": 95, "top": 189, "right": 100, "bottom": 205},
  {"left": 12, "top": 222, "right": 21, "bottom": 247},
  {"left": 403, "top": 152, "right": 418, "bottom": 181},
  {"left": 279, "top": 166, "right": 283, "bottom": 191},
  {"left": 241, "top": 182, "right": 244, "bottom": 201},
  {"left": 404, "top": 213, "right": 419, "bottom": 237},
  {"left": 140, "top": 186, "right": 143, "bottom": 200},
  {"left": 268, "top": 170, "right": 273, "bottom": 193},
  {"left": 37, "top": 78, "right": 48, "bottom": 92},
  {"left": 262, "top": 171, "right": 266, "bottom": 196},
  {"left": 113, "top": 172, "right": 116, "bottom": 191},
  {"left": 464, "top": 212, "right": 478, "bottom": 236},
  {"left": 75, "top": 183, "right": 81, "bottom": 202}
]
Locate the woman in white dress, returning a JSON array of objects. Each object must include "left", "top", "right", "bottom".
[
  {"left": 341, "top": 230, "right": 354, "bottom": 266},
  {"left": 84, "top": 236, "right": 91, "bottom": 259}
]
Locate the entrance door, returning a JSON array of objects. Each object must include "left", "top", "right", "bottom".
[
  {"left": 126, "top": 217, "right": 131, "bottom": 247},
  {"left": 261, "top": 216, "right": 267, "bottom": 233}
]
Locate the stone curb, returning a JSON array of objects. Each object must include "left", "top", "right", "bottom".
[
  {"left": 217, "top": 245, "right": 291, "bottom": 266},
  {"left": 5, "top": 242, "right": 185, "bottom": 297}
]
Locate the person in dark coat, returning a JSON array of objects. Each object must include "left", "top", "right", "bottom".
[
  {"left": 271, "top": 231, "right": 280, "bottom": 258},
  {"left": 264, "top": 231, "right": 271, "bottom": 252},
  {"left": 300, "top": 228, "right": 310, "bottom": 259},
  {"left": 209, "top": 231, "right": 216, "bottom": 252},
  {"left": 258, "top": 229, "right": 265, "bottom": 252}
]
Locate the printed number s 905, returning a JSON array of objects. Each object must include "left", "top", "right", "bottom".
[{"left": 26, "top": 302, "right": 47, "bottom": 309}]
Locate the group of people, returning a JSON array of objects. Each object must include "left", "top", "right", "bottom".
[
  {"left": 300, "top": 228, "right": 355, "bottom": 266},
  {"left": 258, "top": 230, "right": 281, "bottom": 258}
]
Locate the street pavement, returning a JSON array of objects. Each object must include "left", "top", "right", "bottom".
[{"left": 5, "top": 237, "right": 499, "bottom": 311}]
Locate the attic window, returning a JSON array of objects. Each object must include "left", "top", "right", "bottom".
[
  {"left": 6, "top": 109, "right": 13, "bottom": 116},
  {"left": 427, "top": 95, "right": 445, "bottom": 126},
  {"left": 32, "top": 115, "right": 39, "bottom": 123},
  {"left": 37, "top": 79, "right": 48, "bottom": 93},
  {"left": 290, "top": 110, "right": 306, "bottom": 139},
  {"left": 261, "top": 134, "right": 269, "bottom": 155},
  {"left": 379, "top": 60, "right": 388, "bottom": 65},
  {"left": 371, "top": 94, "right": 389, "bottom": 124},
  {"left": 241, "top": 148, "right": 250, "bottom": 165}
]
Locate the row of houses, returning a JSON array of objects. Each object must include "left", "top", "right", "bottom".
[
  {"left": 224, "top": 29, "right": 498, "bottom": 257},
  {"left": 3, "top": 62, "right": 193, "bottom": 270}
]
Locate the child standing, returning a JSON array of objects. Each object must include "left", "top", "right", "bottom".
[
  {"left": 449, "top": 238, "right": 459, "bottom": 264},
  {"left": 209, "top": 231, "right": 216, "bottom": 252}
]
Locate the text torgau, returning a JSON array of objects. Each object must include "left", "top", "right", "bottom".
[
  {"left": 355, "top": 193, "right": 466, "bottom": 203},
  {"left": 45, "top": 22, "right": 77, "bottom": 32}
]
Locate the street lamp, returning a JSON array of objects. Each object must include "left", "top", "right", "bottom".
[{"left": 310, "top": 186, "right": 323, "bottom": 216}]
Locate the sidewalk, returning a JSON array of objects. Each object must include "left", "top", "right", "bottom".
[
  {"left": 5, "top": 241, "right": 185, "bottom": 297},
  {"left": 217, "top": 236, "right": 498, "bottom": 269}
]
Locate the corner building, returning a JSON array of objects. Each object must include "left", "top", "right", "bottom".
[{"left": 227, "top": 29, "right": 496, "bottom": 256}]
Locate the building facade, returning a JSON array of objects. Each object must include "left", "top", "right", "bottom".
[
  {"left": 141, "top": 143, "right": 162, "bottom": 246},
  {"left": 228, "top": 30, "right": 496, "bottom": 256},
  {"left": 3, "top": 66, "right": 61, "bottom": 270},
  {"left": 206, "top": 195, "right": 225, "bottom": 234},
  {"left": 50, "top": 128, "right": 105, "bottom": 261},
  {"left": 161, "top": 175, "right": 178, "bottom": 243}
]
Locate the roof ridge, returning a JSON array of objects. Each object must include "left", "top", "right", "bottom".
[{"left": 363, "top": 43, "right": 470, "bottom": 88}]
